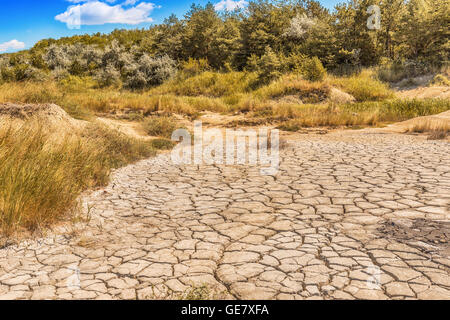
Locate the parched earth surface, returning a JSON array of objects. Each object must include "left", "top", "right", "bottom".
[{"left": 0, "top": 129, "right": 449, "bottom": 300}]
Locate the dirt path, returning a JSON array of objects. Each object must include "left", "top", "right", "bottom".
[{"left": 0, "top": 129, "right": 449, "bottom": 300}]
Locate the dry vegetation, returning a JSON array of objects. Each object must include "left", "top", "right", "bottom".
[
  {"left": 0, "top": 0, "right": 448, "bottom": 240},
  {"left": 0, "top": 117, "right": 155, "bottom": 236},
  {"left": 0, "top": 67, "right": 449, "bottom": 236},
  {"left": 1, "top": 69, "right": 448, "bottom": 130},
  {"left": 406, "top": 119, "right": 450, "bottom": 140}
]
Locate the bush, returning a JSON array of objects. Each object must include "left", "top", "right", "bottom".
[
  {"left": 142, "top": 117, "right": 177, "bottom": 138},
  {"left": 95, "top": 63, "right": 122, "bottom": 88},
  {"left": 51, "top": 67, "right": 70, "bottom": 81},
  {"left": 44, "top": 44, "right": 71, "bottom": 70},
  {"left": 376, "top": 59, "right": 433, "bottom": 83},
  {"left": 180, "top": 58, "right": 210, "bottom": 78},
  {"left": 150, "top": 138, "right": 175, "bottom": 150},
  {"left": 125, "top": 54, "right": 177, "bottom": 89},
  {"left": 101, "top": 40, "right": 133, "bottom": 71},
  {"left": 255, "top": 47, "right": 282, "bottom": 85},
  {"left": 1, "top": 67, "right": 16, "bottom": 82},
  {"left": 301, "top": 57, "right": 326, "bottom": 82},
  {"left": 280, "top": 52, "right": 308, "bottom": 73}
]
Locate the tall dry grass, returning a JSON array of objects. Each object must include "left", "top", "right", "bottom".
[
  {"left": 0, "top": 71, "right": 448, "bottom": 131},
  {"left": 253, "top": 74, "right": 331, "bottom": 103},
  {"left": 0, "top": 81, "right": 229, "bottom": 119},
  {"left": 406, "top": 119, "right": 450, "bottom": 140},
  {"left": 0, "top": 120, "right": 155, "bottom": 235},
  {"left": 274, "top": 99, "right": 450, "bottom": 129},
  {"left": 150, "top": 71, "right": 256, "bottom": 98}
]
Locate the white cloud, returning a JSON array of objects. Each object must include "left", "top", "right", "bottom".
[
  {"left": 0, "top": 40, "right": 26, "bottom": 53},
  {"left": 55, "top": 1, "right": 155, "bottom": 28},
  {"left": 214, "top": 0, "right": 248, "bottom": 11},
  {"left": 122, "top": 0, "right": 138, "bottom": 5}
]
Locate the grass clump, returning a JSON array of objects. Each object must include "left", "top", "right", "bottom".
[
  {"left": 406, "top": 119, "right": 450, "bottom": 140},
  {"left": 254, "top": 74, "right": 330, "bottom": 103},
  {"left": 275, "top": 98, "right": 450, "bottom": 130},
  {"left": 150, "top": 138, "right": 175, "bottom": 150},
  {"left": 152, "top": 71, "right": 255, "bottom": 98},
  {"left": 330, "top": 70, "right": 394, "bottom": 101},
  {"left": 142, "top": 117, "right": 177, "bottom": 138},
  {"left": 427, "top": 131, "right": 448, "bottom": 140},
  {"left": 0, "top": 121, "right": 155, "bottom": 235},
  {"left": 345, "top": 98, "right": 450, "bottom": 122}
]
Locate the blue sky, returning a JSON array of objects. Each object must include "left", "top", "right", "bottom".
[{"left": 0, "top": 0, "right": 342, "bottom": 53}]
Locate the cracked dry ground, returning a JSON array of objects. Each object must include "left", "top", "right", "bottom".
[{"left": 0, "top": 129, "right": 449, "bottom": 300}]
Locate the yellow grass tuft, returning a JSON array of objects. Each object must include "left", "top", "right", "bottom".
[{"left": 406, "top": 119, "right": 450, "bottom": 140}]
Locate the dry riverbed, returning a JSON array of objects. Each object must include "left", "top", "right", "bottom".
[{"left": 0, "top": 125, "right": 449, "bottom": 300}]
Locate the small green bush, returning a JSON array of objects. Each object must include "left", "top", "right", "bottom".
[
  {"left": 180, "top": 58, "right": 210, "bottom": 78},
  {"left": 301, "top": 57, "right": 326, "bottom": 82},
  {"left": 255, "top": 47, "right": 282, "bottom": 85}
]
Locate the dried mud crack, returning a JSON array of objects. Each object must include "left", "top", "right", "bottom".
[{"left": 0, "top": 129, "right": 449, "bottom": 300}]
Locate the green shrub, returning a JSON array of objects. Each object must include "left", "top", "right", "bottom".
[
  {"left": 0, "top": 67, "right": 15, "bottom": 82},
  {"left": 301, "top": 57, "right": 326, "bottom": 82},
  {"left": 180, "top": 58, "right": 210, "bottom": 78},
  {"left": 255, "top": 47, "right": 282, "bottom": 85}
]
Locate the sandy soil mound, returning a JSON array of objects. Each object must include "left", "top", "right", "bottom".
[
  {"left": 96, "top": 117, "right": 151, "bottom": 140},
  {"left": 328, "top": 87, "right": 356, "bottom": 104},
  {"left": 0, "top": 103, "right": 83, "bottom": 130},
  {"left": 381, "top": 110, "right": 450, "bottom": 133}
]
